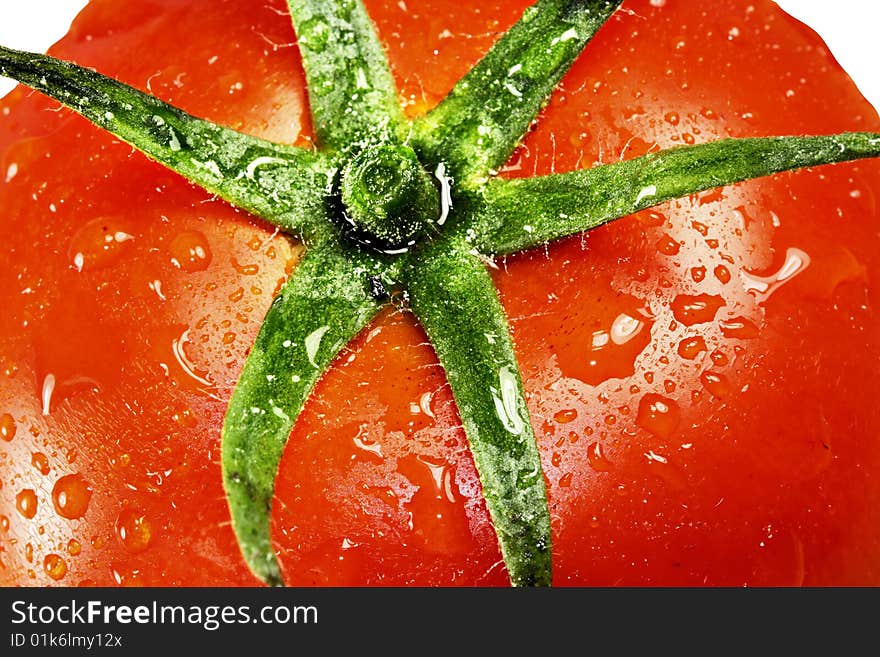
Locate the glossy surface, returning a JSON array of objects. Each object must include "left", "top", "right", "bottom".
[{"left": 2, "top": 0, "right": 880, "bottom": 585}]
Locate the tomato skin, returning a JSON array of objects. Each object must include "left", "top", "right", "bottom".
[{"left": 2, "top": 0, "right": 880, "bottom": 586}]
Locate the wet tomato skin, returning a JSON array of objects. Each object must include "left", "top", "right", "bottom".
[{"left": 2, "top": 0, "right": 880, "bottom": 586}]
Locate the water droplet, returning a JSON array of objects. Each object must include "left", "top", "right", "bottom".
[
  {"left": 637, "top": 210, "right": 667, "bottom": 227},
  {"left": 0, "top": 413, "right": 15, "bottom": 441},
  {"left": 68, "top": 217, "right": 134, "bottom": 271},
  {"left": 231, "top": 258, "right": 260, "bottom": 275},
  {"left": 710, "top": 349, "right": 729, "bottom": 366},
  {"left": 691, "top": 222, "right": 711, "bottom": 239},
  {"left": 671, "top": 294, "right": 725, "bottom": 326},
  {"left": 491, "top": 367, "right": 525, "bottom": 435},
  {"left": 554, "top": 409, "right": 578, "bottom": 424},
  {"left": 636, "top": 393, "right": 681, "bottom": 439},
  {"left": 352, "top": 425, "right": 383, "bottom": 459},
  {"left": 16, "top": 489, "right": 38, "bottom": 519},
  {"left": 700, "top": 370, "right": 732, "bottom": 398},
  {"left": 691, "top": 266, "right": 706, "bottom": 283},
  {"left": 171, "top": 329, "right": 214, "bottom": 387},
  {"left": 558, "top": 472, "right": 574, "bottom": 487},
  {"left": 169, "top": 230, "right": 212, "bottom": 272},
  {"left": 0, "top": 515, "right": 9, "bottom": 531},
  {"left": 720, "top": 316, "right": 760, "bottom": 340},
  {"left": 31, "top": 452, "right": 50, "bottom": 476},
  {"left": 67, "top": 539, "right": 81, "bottom": 556},
  {"left": 740, "top": 247, "right": 811, "bottom": 303},
  {"left": 587, "top": 442, "right": 613, "bottom": 472},
  {"left": 677, "top": 336, "right": 707, "bottom": 360},
  {"left": 714, "top": 265, "right": 731, "bottom": 284},
  {"left": 44, "top": 554, "right": 67, "bottom": 581},
  {"left": 41, "top": 374, "right": 55, "bottom": 416},
  {"left": 115, "top": 508, "right": 153, "bottom": 553},
  {"left": 609, "top": 313, "right": 645, "bottom": 345},
  {"left": 656, "top": 233, "right": 681, "bottom": 256},
  {"left": 52, "top": 474, "right": 92, "bottom": 520},
  {"left": 305, "top": 326, "right": 330, "bottom": 368}
]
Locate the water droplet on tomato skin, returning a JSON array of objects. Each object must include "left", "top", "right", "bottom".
[
  {"left": 111, "top": 566, "right": 146, "bottom": 587},
  {"left": 52, "top": 474, "right": 92, "bottom": 520},
  {"left": 0, "top": 413, "right": 15, "bottom": 441},
  {"left": 701, "top": 370, "right": 733, "bottom": 399},
  {"left": 710, "top": 349, "right": 729, "bottom": 366},
  {"left": 231, "top": 258, "right": 260, "bottom": 276},
  {"left": 587, "top": 441, "right": 613, "bottom": 472},
  {"left": 41, "top": 374, "right": 55, "bottom": 416},
  {"left": 44, "top": 554, "right": 67, "bottom": 581},
  {"left": 720, "top": 316, "right": 761, "bottom": 340},
  {"left": 714, "top": 265, "right": 732, "bottom": 284},
  {"left": 554, "top": 408, "right": 578, "bottom": 424},
  {"left": 740, "top": 247, "right": 811, "bottom": 303},
  {"left": 115, "top": 508, "right": 153, "bottom": 553},
  {"left": 0, "top": 515, "right": 9, "bottom": 532},
  {"left": 31, "top": 452, "right": 50, "bottom": 475},
  {"left": 636, "top": 394, "right": 681, "bottom": 439},
  {"left": 656, "top": 233, "right": 681, "bottom": 256},
  {"left": 68, "top": 217, "right": 135, "bottom": 272},
  {"left": 562, "top": 306, "right": 654, "bottom": 386},
  {"left": 677, "top": 335, "right": 707, "bottom": 360},
  {"left": 67, "top": 539, "right": 81, "bottom": 556},
  {"left": 670, "top": 294, "right": 726, "bottom": 326},
  {"left": 168, "top": 230, "right": 212, "bottom": 272},
  {"left": 15, "top": 489, "right": 38, "bottom": 519}
]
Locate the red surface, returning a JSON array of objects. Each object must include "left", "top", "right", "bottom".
[{"left": 1, "top": 0, "right": 879, "bottom": 586}]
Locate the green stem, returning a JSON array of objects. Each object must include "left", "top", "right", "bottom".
[
  {"left": 340, "top": 143, "right": 441, "bottom": 249},
  {"left": 410, "top": 0, "right": 622, "bottom": 185},
  {"left": 221, "top": 243, "right": 387, "bottom": 585},
  {"left": 287, "top": 0, "right": 405, "bottom": 153},
  {"left": 0, "top": 45, "right": 335, "bottom": 244},
  {"left": 473, "top": 132, "right": 880, "bottom": 254},
  {"left": 405, "top": 240, "right": 552, "bottom": 587}
]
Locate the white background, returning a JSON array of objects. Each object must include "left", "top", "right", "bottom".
[{"left": 0, "top": 1, "right": 878, "bottom": 109}]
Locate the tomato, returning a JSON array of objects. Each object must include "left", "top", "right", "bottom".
[{"left": 2, "top": 0, "right": 880, "bottom": 586}]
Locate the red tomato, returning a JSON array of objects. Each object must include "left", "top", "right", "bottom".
[{"left": 1, "top": 0, "right": 880, "bottom": 586}]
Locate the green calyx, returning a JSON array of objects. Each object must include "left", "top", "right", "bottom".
[
  {"left": 339, "top": 144, "right": 441, "bottom": 250},
  {"left": 3, "top": 0, "right": 880, "bottom": 588}
]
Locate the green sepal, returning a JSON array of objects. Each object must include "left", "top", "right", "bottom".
[
  {"left": 287, "top": 0, "right": 405, "bottom": 153},
  {"left": 410, "top": 0, "right": 622, "bottom": 185},
  {"left": 405, "top": 239, "right": 552, "bottom": 587},
  {"left": 221, "top": 242, "right": 386, "bottom": 585},
  {"left": 0, "top": 45, "right": 335, "bottom": 244},
  {"left": 473, "top": 132, "right": 880, "bottom": 254}
]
